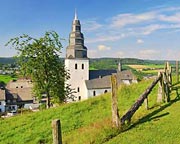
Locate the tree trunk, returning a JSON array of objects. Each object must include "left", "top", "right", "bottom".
[{"left": 47, "top": 91, "right": 51, "bottom": 108}]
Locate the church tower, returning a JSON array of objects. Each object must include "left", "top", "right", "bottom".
[{"left": 65, "top": 11, "right": 89, "bottom": 101}]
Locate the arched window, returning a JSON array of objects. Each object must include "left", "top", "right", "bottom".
[
  {"left": 82, "top": 64, "right": 84, "bottom": 69},
  {"left": 75, "top": 63, "right": 77, "bottom": 69},
  {"left": 93, "top": 91, "right": 96, "bottom": 96},
  {"left": 78, "top": 96, "right": 81, "bottom": 101},
  {"left": 77, "top": 87, "right": 80, "bottom": 92},
  {"left": 104, "top": 90, "right": 108, "bottom": 93}
]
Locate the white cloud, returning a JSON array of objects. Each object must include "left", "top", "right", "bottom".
[
  {"left": 88, "top": 50, "right": 98, "bottom": 58},
  {"left": 138, "top": 49, "right": 160, "bottom": 59},
  {"left": 97, "top": 45, "right": 111, "bottom": 51},
  {"left": 116, "top": 51, "right": 125, "bottom": 58},
  {"left": 86, "top": 35, "right": 123, "bottom": 43},
  {"left": 82, "top": 20, "right": 102, "bottom": 32},
  {"left": 159, "top": 13, "right": 180, "bottom": 23},
  {"left": 140, "top": 24, "right": 163, "bottom": 35},
  {"left": 137, "top": 39, "right": 144, "bottom": 44},
  {"left": 110, "top": 12, "right": 156, "bottom": 28}
]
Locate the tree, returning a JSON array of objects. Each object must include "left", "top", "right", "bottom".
[{"left": 6, "top": 31, "right": 71, "bottom": 108}]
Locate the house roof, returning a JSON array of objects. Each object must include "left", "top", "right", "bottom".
[
  {"left": 89, "top": 70, "right": 117, "bottom": 80},
  {"left": 0, "top": 89, "right": 5, "bottom": 101},
  {"left": 6, "top": 78, "right": 34, "bottom": 101},
  {"left": 86, "top": 70, "right": 136, "bottom": 90}
]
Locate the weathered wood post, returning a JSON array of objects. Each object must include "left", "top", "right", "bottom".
[
  {"left": 157, "top": 72, "right": 164, "bottom": 103},
  {"left": 52, "top": 119, "right": 62, "bottom": 144},
  {"left": 176, "top": 61, "right": 179, "bottom": 83},
  {"left": 163, "top": 63, "right": 170, "bottom": 102},
  {"left": 111, "top": 75, "right": 120, "bottom": 128}
]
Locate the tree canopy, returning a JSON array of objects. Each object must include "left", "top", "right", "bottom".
[{"left": 6, "top": 31, "right": 71, "bottom": 108}]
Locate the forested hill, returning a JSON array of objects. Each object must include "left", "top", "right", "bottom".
[
  {"left": 0, "top": 57, "right": 174, "bottom": 67},
  {"left": 0, "top": 57, "right": 16, "bottom": 64}
]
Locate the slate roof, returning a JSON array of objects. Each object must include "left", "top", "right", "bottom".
[
  {"left": 86, "top": 70, "right": 135, "bottom": 89},
  {"left": 89, "top": 70, "right": 117, "bottom": 80},
  {"left": 0, "top": 89, "right": 5, "bottom": 101},
  {"left": 6, "top": 78, "right": 34, "bottom": 101}
]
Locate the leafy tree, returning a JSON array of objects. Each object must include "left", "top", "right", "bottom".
[{"left": 6, "top": 31, "right": 71, "bottom": 108}]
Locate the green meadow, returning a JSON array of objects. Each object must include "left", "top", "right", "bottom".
[
  {"left": 0, "top": 77, "right": 179, "bottom": 144},
  {"left": 0, "top": 74, "right": 15, "bottom": 84}
]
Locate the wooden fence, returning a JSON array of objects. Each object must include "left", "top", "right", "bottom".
[{"left": 111, "top": 61, "right": 178, "bottom": 127}]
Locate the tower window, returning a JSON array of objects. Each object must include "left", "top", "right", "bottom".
[
  {"left": 78, "top": 96, "right": 81, "bottom": 101},
  {"left": 93, "top": 91, "right": 96, "bottom": 96},
  {"left": 77, "top": 87, "right": 80, "bottom": 92},
  {"left": 75, "top": 63, "right": 77, "bottom": 69},
  {"left": 82, "top": 64, "right": 84, "bottom": 69}
]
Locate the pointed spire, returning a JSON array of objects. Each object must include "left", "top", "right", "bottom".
[
  {"left": 118, "top": 60, "right": 122, "bottom": 72},
  {"left": 74, "top": 9, "right": 78, "bottom": 20}
]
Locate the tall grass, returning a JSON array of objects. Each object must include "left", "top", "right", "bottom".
[{"left": 0, "top": 78, "right": 178, "bottom": 144}]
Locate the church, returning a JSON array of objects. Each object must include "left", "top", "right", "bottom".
[{"left": 65, "top": 12, "right": 137, "bottom": 101}]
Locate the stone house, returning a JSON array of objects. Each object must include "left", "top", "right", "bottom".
[{"left": 0, "top": 88, "right": 6, "bottom": 113}]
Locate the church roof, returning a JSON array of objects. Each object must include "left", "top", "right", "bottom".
[
  {"left": 86, "top": 70, "right": 136, "bottom": 90},
  {"left": 89, "top": 70, "right": 117, "bottom": 80}
]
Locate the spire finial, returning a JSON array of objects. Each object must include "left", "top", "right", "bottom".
[{"left": 74, "top": 9, "right": 78, "bottom": 20}]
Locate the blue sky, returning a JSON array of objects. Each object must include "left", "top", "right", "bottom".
[{"left": 0, "top": 0, "right": 180, "bottom": 60}]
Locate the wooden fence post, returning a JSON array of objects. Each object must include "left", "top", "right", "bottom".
[
  {"left": 52, "top": 119, "right": 62, "bottom": 144},
  {"left": 176, "top": 61, "right": 179, "bottom": 83},
  {"left": 157, "top": 72, "right": 163, "bottom": 103},
  {"left": 111, "top": 75, "right": 120, "bottom": 128}
]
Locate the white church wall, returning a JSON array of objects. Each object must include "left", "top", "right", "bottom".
[
  {"left": 65, "top": 59, "right": 89, "bottom": 101},
  {"left": 87, "top": 88, "right": 111, "bottom": 98}
]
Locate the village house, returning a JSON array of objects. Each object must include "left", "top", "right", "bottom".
[
  {"left": 0, "top": 88, "right": 6, "bottom": 113},
  {"left": 5, "top": 78, "right": 35, "bottom": 111}
]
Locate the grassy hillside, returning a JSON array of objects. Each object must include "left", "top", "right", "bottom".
[
  {"left": 0, "top": 78, "right": 179, "bottom": 144},
  {"left": 0, "top": 75, "right": 15, "bottom": 84}
]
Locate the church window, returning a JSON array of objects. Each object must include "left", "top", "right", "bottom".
[
  {"left": 76, "top": 26, "right": 80, "bottom": 31},
  {"left": 93, "top": 91, "right": 96, "bottom": 96},
  {"left": 82, "top": 64, "right": 84, "bottom": 69},
  {"left": 104, "top": 90, "right": 108, "bottom": 93},
  {"left": 77, "top": 87, "right": 80, "bottom": 92},
  {"left": 78, "top": 96, "right": 81, "bottom": 101},
  {"left": 75, "top": 63, "right": 78, "bottom": 69}
]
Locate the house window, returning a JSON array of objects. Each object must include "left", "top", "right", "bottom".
[
  {"left": 78, "top": 96, "right": 81, "bottom": 101},
  {"left": 12, "top": 106, "right": 15, "bottom": 110},
  {"left": 104, "top": 90, "right": 108, "bottom": 93},
  {"left": 21, "top": 86, "right": 23, "bottom": 88},
  {"left": 82, "top": 64, "right": 84, "bottom": 69},
  {"left": 16, "top": 86, "right": 18, "bottom": 88},
  {"left": 0, "top": 102, "right": 1, "bottom": 105},
  {"left": 0, "top": 109, "right": 1, "bottom": 112},
  {"left": 93, "top": 91, "right": 96, "bottom": 96},
  {"left": 75, "top": 64, "right": 77, "bottom": 69},
  {"left": 77, "top": 87, "right": 80, "bottom": 92}
]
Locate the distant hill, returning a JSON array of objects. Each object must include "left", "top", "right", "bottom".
[
  {"left": 0, "top": 57, "right": 16, "bottom": 64},
  {"left": 0, "top": 57, "right": 175, "bottom": 67}
]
